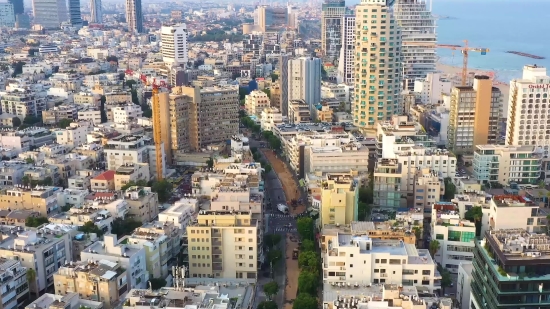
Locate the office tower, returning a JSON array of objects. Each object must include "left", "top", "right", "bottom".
[
  {"left": 506, "top": 65, "right": 550, "bottom": 147},
  {"left": 353, "top": 0, "right": 402, "bottom": 130},
  {"left": 0, "top": 3, "right": 15, "bottom": 27},
  {"left": 8, "top": 0, "right": 23, "bottom": 14},
  {"left": 321, "top": 0, "right": 347, "bottom": 59},
  {"left": 90, "top": 0, "right": 102, "bottom": 23},
  {"left": 160, "top": 24, "right": 188, "bottom": 67},
  {"left": 278, "top": 54, "right": 289, "bottom": 116},
  {"left": 255, "top": 5, "right": 288, "bottom": 32},
  {"left": 125, "top": 0, "right": 143, "bottom": 33},
  {"left": 68, "top": 0, "right": 82, "bottom": 27},
  {"left": 337, "top": 14, "right": 355, "bottom": 85},
  {"left": 32, "top": 0, "right": 67, "bottom": 29},
  {"left": 288, "top": 57, "right": 321, "bottom": 112},
  {"left": 393, "top": 0, "right": 436, "bottom": 90},
  {"left": 447, "top": 75, "right": 502, "bottom": 155}
]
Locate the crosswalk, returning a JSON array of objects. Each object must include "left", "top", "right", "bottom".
[
  {"left": 275, "top": 227, "right": 297, "bottom": 233},
  {"left": 269, "top": 213, "right": 293, "bottom": 219}
]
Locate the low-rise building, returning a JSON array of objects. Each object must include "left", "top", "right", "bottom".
[
  {"left": 413, "top": 168, "right": 444, "bottom": 214},
  {"left": 260, "top": 107, "right": 283, "bottom": 132},
  {"left": 0, "top": 209, "right": 40, "bottom": 226},
  {"left": 26, "top": 293, "right": 103, "bottom": 309},
  {"left": 245, "top": 90, "right": 270, "bottom": 117},
  {"left": 0, "top": 257, "right": 29, "bottom": 309},
  {"left": 114, "top": 163, "right": 150, "bottom": 190},
  {"left": 91, "top": 170, "right": 115, "bottom": 192},
  {"left": 288, "top": 99, "right": 311, "bottom": 124},
  {"left": 123, "top": 186, "right": 159, "bottom": 223},
  {"left": 158, "top": 198, "right": 197, "bottom": 231},
  {"left": 0, "top": 186, "right": 60, "bottom": 216},
  {"left": 320, "top": 173, "right": 358, "bottom": 226}
]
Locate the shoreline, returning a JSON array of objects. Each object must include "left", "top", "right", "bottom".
[{"left": 436, "top": 62, "right": 510, "bottom": 94}]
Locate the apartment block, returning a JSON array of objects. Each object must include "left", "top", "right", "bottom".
[
  {"left": 320, "top": 173, "right": 358, "bottom": 226},
  {"left": 288, "top": 99, "right": 311, "bottom": 124},
  {"left": 123, "top": 186, "right": 159, "bottom": 223},
  {"left": 288, "top": 58, "right": 321, "bottom": 111},
  {"left": 50, "top": 207, "right": 112, "bottom": 234},
  {"left": 42, "top": 105, "right": 78, "bottom": 125},
  {"left": 53, "top": 260, "right": 128, "bottom": 309},
  {"left": 0, "top": 186, "right": 59, "bottom": 216},
  {"left": 447, "top": 76, "right": 503, "bottom": 155},
  {"left": 81, "top": 235, "right": 148, "bottom": 290},
  {"left": 245, "top": 90, "right": 270, "bottom": 117},
  {"left": 0, "top": 226, "right": 73, "bottom": 296},
  {"left": 413, "top": 72, "right": 452, "bottom": 105},
  {"left": 26, "top": 293, "right": 103, "bottom": 309},
  {"left": 110, "top": 104, "right": 143, "bottom": 124},
  {"left": 158, "top": 197, "right": 197, "bottom": 231},
  {"left": 412, "top": 168, "right": 444, "bottom": 213},
  {"left": 91, "top": 170, "right": 115, "bottom": 192},
  {"left": 260, "top": 107, "right": 283, "bottom": 132},
  {"left": 157, "top": 87, "right": 191, "bottom": 162},
  {"left": 53, "top": 123, "right": 92, "bottom": 150},
  {"left": 430, "top": 205, "right": 475, "bottom": 273},
  {"left": 0, "top": 88, "right": 46, "bottom": 117},
  {"left": 114, "top": 163, "right": 150, "bottom": 190},
  {"left": 337, "top": 14, "right": 356, "bottom": 85},
  {"left": 0, "top": 258, "right": 28, "bottom": 309},
  {"left": 186, "top": 210, "right": 258, "bottom": 281},
  {"left": 473, "top": 144, "right": 542, "bottom": 186},
  {"left": 78, "top": 109, "right": 102, "bottom": 125},
  {"left": 126, "top": 221, "right": 182, "bottom": 278}
]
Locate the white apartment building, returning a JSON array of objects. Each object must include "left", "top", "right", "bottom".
[
  {"left": 353, "top": 0, "right": 402, "bottom": 129},
  {"left": 394, "top": 0, "right": 437, "bottom": 91},
  {"left": 0, "top": 3, "right": 15, "bottom": 27},
  {"left": 337, "top": 14, "right": 355, "bottom": 85},
  {"left": 0, "top": 258, "right": 28, "bottom": 309},
  {"left": 260, "top": 107, "right": 283, "bottom": 132},
  {"left": 413, "top": 168, "right": 444, "bottom": 213},
  {"left": 104, "top": 135, "right": 166, "bottom": 180},
  {"left": 158, "top": 197, "right": 197, "bottom": 231},
  {"left": 0, "top": 88, "right": 46, "bottom": 117},
  {"left": 308, "top": 144, "right": 369, "bottom": 174},
  {"left": 81, "top": 234, "right": 148, "bottom": 290},
  {"left": 32, "top": 0, "right": 68, "bottom": 28},
  {"left": 430, "top": 207, "right": 475, "bottom": 273},
  {"left": 160, "top": 23, "right": 188, "bottom": 66},
  {"left": 78, "top": 109, "right": 102, "bottom": 124},
  {"left": 57, "top": 188, "right": 89, "bottom": 207},
  {"left": 414, "top": 72, "right": 452, "bottom": 105},
  {"left": 53, "top": 123, "right": 92, "bottom": 150},
  {"left": 506, "top": 65, "right": 550, "bottom": 148},
  {"left": 321, "top": 233, "right": 440, "bottom": 292},
  {"left": 112, "top": 104, "right": 143, "bottom": 124},
  {"left": 321, "top": 82, "right": 351, "bottom": 103},
  {"left": 288, "top": 57, "right": 322, "bottom": 110},
  {"left": 244, "top": 90, "right": 270, "bottom": 117},
  {"left": 457, "top": 262, "right": 473, "bottom": 309}
]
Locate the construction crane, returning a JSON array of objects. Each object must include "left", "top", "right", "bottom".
[
  {"left": 125, "top": 69, "right": 167, "bottom": 180},
  {"left": 403, "top": 40, "right": 489, "bottom": 86}
]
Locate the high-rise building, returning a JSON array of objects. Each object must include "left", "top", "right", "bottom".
[
  {"left": 255, "top": 5, "right": 288, "bottom": 32},
  {"left": 68, "top": 0, "right": 81, "bottom": 27},
  {"left": 125, "top": 0, "right": 143, "bottom": 33},
  {"left": 0, "top": 3, "right": 15, "bottom": 27},
  {"left": 160, "top": 23, "right": 188, "bottom": 67},
  {"left": 337, "top": 14, "right": 355, "bottom": 85},
  {"left": 321, "top": 0, "right": 347, "bottom": 59},
  {"left": 506, "top": 65, "right": 550, "bottom": 148},
  {"left": 278, "top": 54, "right": 289, "bottom": 116},
  {"left": 447, "top": 75, "right": 502, "bottom": 155},
  {"left": 32, "top": 0, "right": 67, "bottom": 29},
  {"left": 288, "top": 57, "right": 322, "bottom": 111},
  {"left": 90, "top": 0, "right": 102, "bottom": 23},
  {"left": 158, "top": 87, "right": 191, "bottom": 163},
  {"left": 393, "top": 0, "right": 436, "bottom": 90},
  {"left": 353, "top": 0, "right": 402, "bottom": 130},
  {"left": 8, "top": 0, "right": 23, "bottom": 14},
  {"left": 320, "top": 173, "right": 358, "bottom": 226}
]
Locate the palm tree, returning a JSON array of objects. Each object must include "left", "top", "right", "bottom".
[
  {"left": 429, "top": 240, "right": 440, "bottom": 258},
  {"left": 26, "top": 268, "right": 36, "bottom": 297},
  {"left": 412, "top": 226, "right": 422, "bottom": 247}
]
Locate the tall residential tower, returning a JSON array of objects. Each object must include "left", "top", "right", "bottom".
[
  {"left": 90, "top": 0, "right": 102, "bottom": 23},
  {"left": 68, "top": 0, "right": 82, "bottom": 27},
  {"left": 126, "top": 0, "right": 143, "bottom": 33},
  {"left": 337, "top": 14, "right": 355, "bottom": 85},
  {"left": 288, "top": 57, "right": 322, "bottom": 112},
  {"left": 353, "top": 0, "right": 402, "bottom": 130},
  {"left": 160, "top": 24, "right": 188, "bottom": 67},
  {"left": 393, "top": 0, "right": 436, "bottom": 90},
  {"left": 321, "top": 0, "right": 347, "bottom": 59},
  {"left": 32, "top": 0, "right": 67, "bottom": 28}
]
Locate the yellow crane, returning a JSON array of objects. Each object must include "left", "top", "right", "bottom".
[
  {"left": 403, "top": 40, "right": 489, "bottom": 86},
  {"left": 125, "top": 70, "right": 165, "bottom": 180}
]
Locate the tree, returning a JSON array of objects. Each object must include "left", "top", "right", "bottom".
[
  {"left": 110, "top": 218, "right": 143, "bottom": 237},
  {"left": 26, "top": 268, "right": 37, "bottom": 297},
  {"left": 206, "top": 158, "right": 214, "bottom": 168},
  {"left": 12, "top": 117, "right": 21, "bottom": 127},
  {"left": 57, "top": 118, "right": 72, "bottom": 128},
  {"left": 263, "top": 88, "right": 271, "bottom": 99},
  {"left": 106, "top": 55, "right": 118, "bottom": 63},
  {"left": 264, "top": 234, "right": 282, "bottom": 249},
  {"left": 264, "top": 164, "right": 272, "bottom": 175},
  {"left": 292, "top": 293, "right": 317, "bottom": 309},
  {"left": 121, "top": 179, "right": 149, "bottom": 191},
  {"left": 100, "top": 95, "right": 108, "bottom": 123},
  {"left": 12, "top": 61, "right": 25, "bottom": 77},
  {"left": 437, "top": 264, "right": 453, "bottom": 294},
  {"left": 263, "top": 281, "right": 279, "bottom": 300},
  {"left": 297, "top": 217, "right": 314, "bottom": 241},
  {"left": 270, "top": 73, "right": 279, "bottom": 82},
  {"left": 338, "top": 101, "right": 346, "bottom": 112},
  {"left": 23, "top": 115, "right": 41, "bottom": 125},
  {"left": 298, "top": 271, "right": 318, "bottom": 295},
  {"left": 79, "top": 221, "right": 104, "bottom": 236},
  {"left": 152, "top": 180, "right": 172, "bottom": 203},
  {"left": 412, "top": 226, "right": 422, "bottom": 246},
  {"left": 429, "top": 240, "right": 440, "bottom": 258},
  {"left": 267, "top": 249, "right": 282, "bottom": 265},
  {"left": 444, "top": 177, "right": 456, "bottom": 200},
  {"left": 465, "top": 206, "right": 483, "bottom": 236},
  {"left": 25, "top": 216, "right": 49, "bottom": 227},
  {"left": 298, "top": 251, "right": 319, "bottom": 272},
  {"left": 148, "top": 278, "right": 167, "bottom": 290},
  {"left": 25, "top": 157, "right": 34, "bottom": 164},
  {"left": 258, "top": 301, "right": 278, "bottom": 309},
  {"left": 301, "top": 239, "right": 315, "bottom": 252},
  {"left": 358, "top": 201, "right": 371, "bottom": 221}
]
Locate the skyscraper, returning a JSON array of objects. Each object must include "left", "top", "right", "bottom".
[
  {"left": 278, "top": 54, "right": 289, "bottom": 116},
  {"left": 353, "top": 0, "right": 402, "bottom": 130},
  {"left": 321, "top": 0, "right": 347, "bottom": 59},
  {"left": 0, "top": 3, "right": 15, "bottom": 27},
  {"left": 393, "top": 0, "right": 436, "bottom": 90},
  {"left": 68, "top": 0, "right": 82, "bottom": 27},
  {"left": 126, "top": 0, "right": 143, "bottom": 33},
  {"left": 90, "top": 0, "right": 102, "bottom": 24},
  {"left": 337, "top": 14, "right": 355, "bottom": 85},
  {"left": 8, "top": 0, "right": 23, "bottom": 14},
  {"left": 288, "top": 57, "right": 322, "bottom": 112},
  {"left": 160, "top": 24, "right": 188, "bottom": 67},
  {"left": 255, "top": 6, "right": 288, "bottom": 32},
  {"left": 32, "top": 0, "right": 67, "bottom": 29}
]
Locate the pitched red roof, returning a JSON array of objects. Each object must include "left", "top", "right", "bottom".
[{"left": 93, "top": 170, "right": 115, "bottom": 181}]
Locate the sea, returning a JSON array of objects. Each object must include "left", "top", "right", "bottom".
[{"left": 345, "top": 0, "right": 550, "bottom": 82}]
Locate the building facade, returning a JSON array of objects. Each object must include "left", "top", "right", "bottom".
[
  {"left": 160, "top": 24, "right": 188, "bottom": 67},
  {"left": 288, "top": 57, "right": 322, "bottom": 111},
  {"left": 125, "top": 0, "right": 143, "bottom": 33},
  {"left": 90, "top": 0, "right": 102, "bottom": 23},
  {"left": 337, "top": 14, "right": 356, "bottom": 85},
  {"left": 32, "top": 0, "right": 67, "bottom": 28},
  {"left": 321, "top": 0, "right": 347, "bottom": 59},
  {"left": 0, "top": 3, "right": 15, "bottom": 27},
  {"left": 68, "top": 0, "right": 82, "bottom": 27},
  {"left": 473, "top": 145, "right": 542, "bottom": 185}
]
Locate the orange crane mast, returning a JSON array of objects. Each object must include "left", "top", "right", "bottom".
[
  {"left": 124, "top": 69, "right": 166, "bottom": 180},
  {"left": 403, "top": 40, "right": 489, "bottom": 86}
]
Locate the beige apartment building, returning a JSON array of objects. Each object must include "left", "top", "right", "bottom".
[
  {"left": 124, "top": 186, "right": 159, "bottom": 223},
  {"left": 245, "top": 90, "right": 270, "bottom": 117},
  {"left": 186, "top": 210, "right": 258, "bottom": 281},
  {"left": 158, "top": 87, "right": 192, "bottom": 163},
  {"left": 0, "top": 186, "right": 59, "bottom": 216},
  {"left": 91, "top": 170, "right": 115, "bottom": 192},
  {"left": 288, "top": 99, "right": 311, "bottom": 124},
  {"left": 54, "top": 260, "right": 128, "bottom": 309},
  {"left": 353, "top": 0, "right": 402, "bottom": 130},
  {"left": 447, "top": 75, "right": 503, "bottom": 155},
  {"left": 320, "top": 173, "right": 358, "bottom": 226},
  {"left": 270, "top": 84, "right": 281, "bottom": 109},
  {"left": 114, "top": 163, "right": 150, "bottom": 190},
  {"left": 413, "top": 168, "right": 444, "bottom": 213}
]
